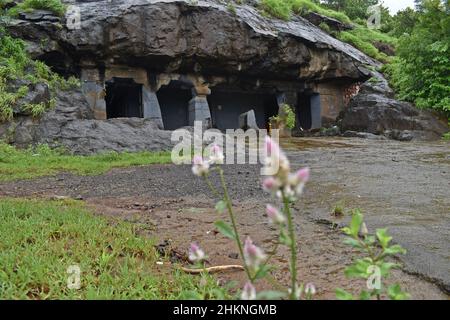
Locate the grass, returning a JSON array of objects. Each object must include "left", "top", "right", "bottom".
[
  {"left": 0, "top": 143, "right": 173, "bottom": 182},
  {"left": 258, "top": 0, "right": 397, "bottom": 62},
  {"left": 4, "top": 0, "right": 66, "bottom": 17},
  {"left": 0, "top": 198, "right": 226, "bottom": 299},
  {"left": 260, "top": 0, "right": 352, "bottom": 23}
]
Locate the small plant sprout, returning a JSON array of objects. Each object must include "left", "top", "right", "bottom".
[{"left": 336, "top": 209, "right": 410, "bottom": 300}]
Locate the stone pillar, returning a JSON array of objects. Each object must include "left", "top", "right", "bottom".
[
  {"left": 142, "top": 86, "right": 164, "bottom": 129},
  {"left": 81, "top": 68, "right": 106, "bottom": 120},
  {"left": 188, "top": 84, "right": 212, "bottom": 128},
  {"left": 310, "top": 94, "right": 322, "bottom": 129}
]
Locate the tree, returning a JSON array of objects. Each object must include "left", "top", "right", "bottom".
[
  {"left": 385, "top": 0, "right": 450, "bottom": 117},
  {"left": 321, "top": 0, "right": 380, "bottom": 20}
]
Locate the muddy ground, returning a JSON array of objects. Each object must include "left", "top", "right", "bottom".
[{"left": 0, "top": 137, "right": 448, "bottom": 299}]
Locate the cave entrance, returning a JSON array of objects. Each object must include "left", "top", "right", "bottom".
[
  {"left": 157, "top": 80, "right": 192, "bottom": 130},
  {"left": 297, "top": 92, "right": 321, "bottom": 130},
  {"left": 208, "top": 90, "right": 279, "bottom": 130},
  {"left": 106, "top": 78, "right": 143, "bottom": 119}
]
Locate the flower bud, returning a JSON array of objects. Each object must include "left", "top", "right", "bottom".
[
  {"left": 192, "top": 155, "right": 210, "bottom": 176},
  {"left": 188, "top": 242, "right": 206, "bottom": 263},
  {"left": 266, "top": 204, "right": 286, "bottom": 224},
  {"left": 241, "top": 282, "right": 256, "bottom": 300}
]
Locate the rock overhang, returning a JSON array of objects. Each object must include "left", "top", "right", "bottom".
[{"left": 8, "top": 0, "right": 376, "bottom": 84}]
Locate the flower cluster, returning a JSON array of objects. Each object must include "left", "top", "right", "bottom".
[
  {"left": 263, "top": 137, "right": 310, "bottom": 200},
  {"left": 263, "top": 136, "right": 310, "bottom": 225},
  {"left": 191, "top": 145, "right": 224, "bottom": 177}
]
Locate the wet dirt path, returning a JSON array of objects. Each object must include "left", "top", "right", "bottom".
[{"left": 0, "top": 138, "right": 448, "bottom": 299}]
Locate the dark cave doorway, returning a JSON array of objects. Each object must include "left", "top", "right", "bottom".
[
  {"left": 297, "top": 92, "right": 321, "bottom": 130},
  {"left": 106, "top": 78, "right": 143, "bottom": 119},
  {"left": 157, "top": 80, "right": 193, "bottom": 130},
  {"left": 207, "top": 90, "right": 279, "bottom": 130}
]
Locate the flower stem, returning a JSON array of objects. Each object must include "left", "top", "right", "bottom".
[
  {"left": 218, "top": 168, "right": 253, "bottom": 282},
  {"left": 283, "top": 193, "right": 297, "bottom": 300}
]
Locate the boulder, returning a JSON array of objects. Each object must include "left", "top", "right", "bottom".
[{"left": 339, "top": 72, "right": 449, "bottom": 141}]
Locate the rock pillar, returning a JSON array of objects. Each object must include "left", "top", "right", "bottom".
[
  {"left": 81, "top": 68, "right": 106, "bottom": 120},
  {"left": 188, "top": 84, "right": 212, "bottom": 128},
  {"left": 142, "top": 86, "right": 164, "bottom": 129}
]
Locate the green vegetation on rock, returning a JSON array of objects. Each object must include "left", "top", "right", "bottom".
[
  {"left": 0, "top": 27, "right": 79, "bottom": 121},
  {"left": 3, "top": 0, "right": 66, "bottom": 17}
]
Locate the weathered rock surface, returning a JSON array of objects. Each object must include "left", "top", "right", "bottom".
[
  {"left": 339, "top": 72, "right": 449, "bottom": 141},
  {"left": 7, "top": 0, "right": 377, "bottom": 81},
  {"left": 1, "top": 88, "right": 175, "bottom": 154}
]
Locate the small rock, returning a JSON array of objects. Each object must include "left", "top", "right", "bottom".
[{"left": 228, "top": 253, "right": 239, "bottom": 260}]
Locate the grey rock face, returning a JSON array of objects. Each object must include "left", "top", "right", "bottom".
[
  {"left": 8, "top": 0, "right": 378, "bottom": 82},
  {"left": 340, "top": 73, "right": 449, "bottom": 141}
]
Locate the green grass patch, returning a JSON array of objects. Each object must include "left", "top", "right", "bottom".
[
  {"left": 0, "top": 198, "right": 226, "bottom": 299},
  {"left": 337, "top": 25, "right": 397, "bottom": 62},
  {"left": 289, "top": 0, "right": 352, "bottom": 24},
  {"left": 4, "top": 0, "right": 66, "bottom": 17},
  {"left": 0, "top": 143, "right": 172, "bottom": 182},
  {"left": 260, "top": 0, "right": 352, "bottom": 23}
]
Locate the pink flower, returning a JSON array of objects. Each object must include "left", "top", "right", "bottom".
[
  {"left": 296, "top": 168, "right": 310, "bottom": 183},
  {"left": 241, "top": 282, "right": 257, "bottom": 300},
  {"left": 188, "top": 242, "right": 206, "bottom": 262},
  {"left": 266, "top": 204, "right": 286, "bottom": 224},
  {"left": 192, "top": 155, "right": 210, "bottom": 176},
  {"left": 209, "top": 144, "right": 224, "bottom": 164},
  {"left": 265, "top": 136, "right": 280, "bottom": 155},
  {"left": 244, "top": 237, "right": 266, "bottom": 270},
  {"left": 264, "top": 136, "right": 290, "bottom": 178},
  {"left": 262, "top": 177, "right": 280, "bottom": 193},
  {"left": 305, "top": 283, "right": 316, "bottom": 296}
]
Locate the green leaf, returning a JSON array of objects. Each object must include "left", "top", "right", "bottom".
[
  {"left": 256, "top": 290, "right": 287, "bottom": 300},
  {"left": 214, "top": 220, "right": 236, "bottom": 240},
  {"left": 384, "top": 244, "right": 406, "bottom": 256},
  {"left": 343, "top": 237, "right": 362, "bottom": 248},
  {"left": 344, "top": 258, "right": 372, "bottom": 278},
  {"left": 359, "top": 290, "right": 372, "bottom": 300},
  {"left": 376, "top": 229, "right": 392, "bottom": 248},
  {"left": 215, "top": 200, "right": 226, "bottom": 214},
  {"left": 349, "top": 210, "right": 364, "bottom": 237},
  {"left": 387, "top": 284, "right": 410, "bottom": 300},
  {"left": 335, "top": 288, "right": 354, "bottom": 300},
  {"left": 253, "top": 264, "right": 272, "bottom": 280},
  {"left": 379, "top": 262, "right": 399, "bottom": 277}
]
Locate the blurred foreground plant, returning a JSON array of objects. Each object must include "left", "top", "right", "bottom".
[{"left": 336, "top": 210, "right": 410, "bottom": 300}]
